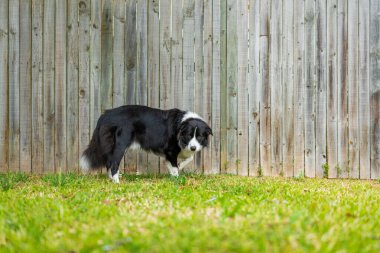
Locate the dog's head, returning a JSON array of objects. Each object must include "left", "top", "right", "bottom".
[{"left": 177, "top": 119, "right": 213, "bottom": 152}]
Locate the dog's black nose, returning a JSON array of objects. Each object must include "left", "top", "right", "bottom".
[{"left": 190, "top": 146, "right": 196, "bottom": 151}]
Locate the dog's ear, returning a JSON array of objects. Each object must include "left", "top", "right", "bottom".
[{"left": 206, "top": 127, "right": 213, "bottom": 136}]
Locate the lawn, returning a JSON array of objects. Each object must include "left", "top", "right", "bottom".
[{"left": 0, "top": 173, "right": 379, "bottom": 253}]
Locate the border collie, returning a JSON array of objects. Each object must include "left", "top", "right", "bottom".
[{"left": 80, "top": 105, "right": 212, "bottom": 183}]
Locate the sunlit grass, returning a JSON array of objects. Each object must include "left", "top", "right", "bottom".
[{"left": 1, "top": 173, "right": 379, "bottom": 252}]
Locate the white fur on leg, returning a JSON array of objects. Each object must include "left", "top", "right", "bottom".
[
  {"left": 112, "top": 170, "right": 120, "bottom": 183},
  {"left": 166, "top": 162, "right": 179, "bottom": 177},
  {"left": 179, "top": 156, "right": 194, "bottom": 170},
  {"left": 79, "top": 155, "right": 91, "bottom": 173},
  {"left": 107, "top": 169, "right": 113, "bottom": 179}
]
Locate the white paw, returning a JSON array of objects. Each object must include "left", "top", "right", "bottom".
[
  {"left": 112, "top": 173, "right": 120, "bottom": 183},
  {"left": 170, "top": 170, "right": 179, "bottom": 177}
]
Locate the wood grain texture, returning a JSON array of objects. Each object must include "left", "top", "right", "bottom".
[
  {"left": 9, "top": 0, "right": 20, "bottom": 172},
  {"left": 147, "top": 0, "right": 160, "bottom": 174},
  {"left": 327, "top": 0, "right": 338, "bottom": 178},
  {"left": 270, "top": 0, "right": 282, "bottom": 176},
  {"left": 237, "top": 0, "right": 248, "bottom": 176},
  {"left": 171, "top": 0, "right": 183, "bottom": 109},
  {"left": 315, "top": 0, "right": 327, "bottom": 178},
  {"left": 32, "top": 0, "right": 44, "bottom": 173},
  {"left": 226, "top": 0, "right": 238, "bottom": 174},
  {"left": 293, "top": 0, "right": 305, "bottom": 177},
  {"left": 43, "top": 0, "right": 56, "bottom": 172},
  {"left": 370, "top": 0, "right": 380, "bottom": 179},
  {"left": 358, "top": 0, "right": 370, "bottom": 179},
  {"left": 55, "top": 0, "right": 67, "bottom": 172},
  {"left": 259, "top": 0, "right": 271, "bottom": 176},
  {"left": 337, "top": 0, "right": 349, "bottom": 178},
  {"left": 248, "top": 0, "right": 260, "bottom": 176},
  {"left": 211, "top": 0, "right": 221, "bottom": 174},
  {"left": 20, "top": 0, "right": 32, "bottom": 173},
  {"left": 282, "top": 0, "right": 294, "bottom": 177},
  {"left": 304, "top": 0, "right": 315, "bottom": 178},
  {"left": 220, "top": 0, "right": 227, "bottom": 173},
  {"left": 114, "top": 0, "right": 126, "bottom": 108}
]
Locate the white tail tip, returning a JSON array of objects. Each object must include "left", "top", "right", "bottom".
[{"left": 80, "top": 155, "right": 91, "bottom": 172}]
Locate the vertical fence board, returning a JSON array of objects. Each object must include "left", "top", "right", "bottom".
[
  {"left": 347, "top": 0, "right": 359, "bottom": 178},
  {"left": 226, "top": 0, "right": 238, "bottom": 174},
  {"left": 202, "top": 0, "right": 213, "bottom": 173},
  {"left": 114, "top": 0, "right": 126, "bottom": 107},
  {"left": 248, "top": 0, "right": 260, "bottom": 176},
  {"left": 136, "top": 0, "right": 148, "bottom": 174},
  {"left": 194, "top": 0, "right": 204, "bottom": 172},
  {"left": 43, "top": 0, "right": 56, "bottom": 172},
  {"left": 327, "top": 0, "right": 338, "bottom": 178},
  {"left": 9, "top": 0, "right": 20, "bottom": 172},
  {"left": 282, "top": 0, "right": 294, "bottom": 177},
  {"left": 79, "top": 0, "right": 91, "bottom": 171},
  {"left": 171, "top": 0, "right": 183, "bottom": 109},
  {"left": 259, "top": 0, "right": 271, "bottom": 176},
  {"left": 147, "top": 0, "right": 160, "bottom": 174},
  {"left": 270, "top": 0, "right": 282, "bottom": 176},
  {"left": 359, "top": 0, "right": 370, "bottom": 179},
  {"left": 370, "top": 0, "right": 380, "bottom": 179},
  {"left": 20, "top": 0, "right": 32, "bottom": 173},
  {"left": 237, "top": 0, "right": 248, "bottom": 176},
  {"left": 90, "top": 0, "right": 101, "bottom": 134},
  {"left": 0, "top": 0, "right": 9, "bottom": 172},
  {"left": 55, "top": 0, "right": 67, "bottom": 172},
  {"left": 220, "top": 0, "right": 227, "bottom": 173},
  {"left": 31, "top": 0, "right": 44, "bottom": 173},
  {"left": 304, "top": 0, "right": 315, "bottom": 178},
  {"left": 294, "top": 0, "right": 305, "bottom": 177},
  {"left": 337, "top": 0, "right": 349, "bottom": 178},
  {"left": 211, "top": 0, "right": 221, "bottom": 174},
  {"left": 315, "top": 0, "right": 327, "bottom": 178}
]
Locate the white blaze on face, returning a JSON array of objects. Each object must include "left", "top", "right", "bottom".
[{"left": 187, "top": 127, "right": 202, "bottom": 152}]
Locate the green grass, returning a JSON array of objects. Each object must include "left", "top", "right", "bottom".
[{"left": 1, "top": 173, "right": 380, "bottom": 253}]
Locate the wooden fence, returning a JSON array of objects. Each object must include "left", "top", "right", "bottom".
[{"left": 0, "top": 0, "right": 379, "bottom": 178}]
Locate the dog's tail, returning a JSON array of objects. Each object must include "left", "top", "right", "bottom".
[{"left": 80, "top": 124, "right": 118, "bottom": 171}]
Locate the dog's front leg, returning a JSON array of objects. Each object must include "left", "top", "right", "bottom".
[
  {"left": 178, "top": 156, "right": 194, "bottom": 170},
  {"left": 166, "top": 161, "right": 179, "bottom": 177}
]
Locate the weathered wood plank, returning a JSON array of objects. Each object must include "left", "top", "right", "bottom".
[
  {"left": 125, "top": 0, "right": 138, "bottom": 174},
  {"left": 43, "top": 0, "right": 56, "bottom": 172},
  {"left": 20, "top": 0, "right": 32, "bottom": 173},
  {"left": 347, "top": 0, "right": 359, "bottom": 178},
  {"left": 248, "top": 0, "right": 260, "bottom": 176},
  {"left": 160, "top": 0, "right": 171, "bottom": 109},
  {"left": 211, "top": 0, "right": 221, "bottom": 174},
  {"left": 9, "top": 0, "right": 20, "bottom": 172},
  {"left": 202, "top": 0, "right": 213, "bottom": 173},
  {"left": 315, "top": 0, "right": 327, "bottom": 178},
  {"left": 0, "top": 0, "right": 9, "bottom": 172},
  {"left": 55, "top": 0, "right": 67, "bottom": 172},
  {"left": 293, "top": 0, "right": 305, "bottom": 177},
  {"left": 304, "top": 0, "right": 315, "bottom": 178},
  {"left": 282, "top": 0, "right": 294, "bottom": 177},
  {"left": 183, "top": 0, "right": 195, "bottom": 112},
  {"left": 114, "top": 0, "right": 126, "bottom": 107},
  {"left": 194, "top": 0, "right": 204, "bottom": 172},
  {"left": 359, "top": 0, "right": 370, "bottom": 179},
  {"left": 369, "top": 0, "right": 380, "bottom": 179},
  {"left": 101, "top": 0, "right": 113, "bottom": 113},
  {"left": 337, "top": 0, "right": 349, "bottom": 178},
  {"left": 270, "top": 0, "right": 282, "bottom": 176},
  {"left": 327, "top": 0, "right": 338, "bottom": 178},
  {"left": 90, "top": 0, "right": 101, "bottom": 134},
  {"left": 147, "top": 0, "right": 160, "bottom": 174},
  {"left": 259, "top": 0, "right": 271, "bottom": 176},
  {"left": 136, "top": 0, "right": 148, "bottom": 174},
  {"left": 220, "top": 0, "right": 228, "bottom": 173},
  {"left": 226, "top": 0, "right": 238, "bottom": 174},
  {"left": 31, "top": 0, "right": 44, "bottom": 173},
  {"left": 237, "top": 0, "right": 248, "bottom": 176},
  {"left": 79, "top": 0, "right": 91, "bottom": 171},
  {"left": 171, "top": 0, "right": 183, "bottom": 109}
]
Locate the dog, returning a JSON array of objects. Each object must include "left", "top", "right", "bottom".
[{"left": 80, "top": 105, "right": 213, "bottom": 183}]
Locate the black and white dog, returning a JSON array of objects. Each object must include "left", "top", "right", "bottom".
[{"left": 80, "top": 105, "right": 212, "bottom": 183}]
